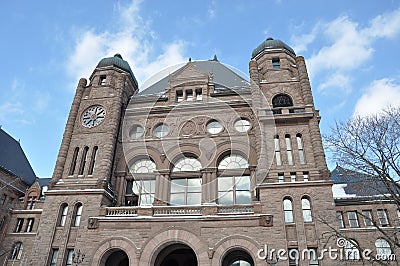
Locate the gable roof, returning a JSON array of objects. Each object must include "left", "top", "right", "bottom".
[
  {"left": 137, "top": 60, "right": 249, "bottom": 96},
  {"left": 0, "top": 128, "right": 36, "bottom": 185}
]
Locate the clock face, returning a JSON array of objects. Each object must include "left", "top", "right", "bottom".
[{"left": 81, "top": 105, "right": 106, "bottom": 128}]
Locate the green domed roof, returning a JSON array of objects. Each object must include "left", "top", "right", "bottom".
[
  {"left": 251, "top": 37, "right": 295, "bottom": 58},
  {"left": 97, "top": 54, "right": 138, "bottom": 87}
]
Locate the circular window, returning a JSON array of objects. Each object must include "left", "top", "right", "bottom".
[
  {"left": 234, "top": 119, "right": 251, "bottom": 132},
  {"left": 154, "top": 124, "right": 169, "bottom": 138},
  {"left": 207, "top": 121, "right": 223, "bottom": 134},
  {"left": 130, "top": 125, "right": 144, "bottom": 139}
]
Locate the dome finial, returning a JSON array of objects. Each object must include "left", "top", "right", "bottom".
[
  {"left": 266, "top": 37, "right": 274, "bottom": 41},
  {"left": 114, "top": 53, "right": 123, "bottom": 59}
]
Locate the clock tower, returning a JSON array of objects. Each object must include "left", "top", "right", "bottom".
[{"left": 29, "top": 54, "right": 138, "bottom": 264}]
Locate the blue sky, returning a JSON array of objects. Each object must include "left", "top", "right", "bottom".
[{"left": 1, "top": 1, "right": 400, "bottom": 178}]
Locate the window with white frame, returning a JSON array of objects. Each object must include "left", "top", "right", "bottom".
[
  {"left": 59, "top": 204, "right": 68, "bottom": 227},
  {"left": 362, "top": 210, "right": 374, "bottom": 227},
  {"left": 375, "top": 238, "right": 392, "bottom": 257},
  {"left": 296, "top": 134, "right": 305, "bottom": 164},
  {"left": 25, "top": 218, "right": 34, "bottom": 232},
  {"left": 73, "top": 204, "right": 83, "bottom": 227},
  {"left": 301, "top": 197, "right": 312, "bottom": 222},
  {"left": 274, "top": 135, "right": 282, "bottom": 166},
  {"left": 218, "top": 176, "right": 251, "bottom": 205},
  {"left": 170, "top": 178, "right": 201, "bottom": 205},
  {"left": 285, "top": 134, "right": 293, "bottom": 165},
  {"left": 127, "top": 179, "right": 156, "bottom": 205},
  {"left": 15, "top": 218, "right": 23, "bottom": 232},
  {"left": 130, "top": 159, "right": 156, "bottom": 174},
  {"left": 218, "top": 154, "right": 248, "bottom": 170},
  {"left": 347, "top": 211, "right": 359, "bottom": 228},
  {"left": 49, "top": 249, "right": 58, "bottom": 266},
  {"left": 278, "top": 173, "right": 284, "bottom": 183},
  {"left": 154, "top": 123, "right": 169, "bottom": 138},
  {"left": 283, "top": 198, "right": 294, "bottom": 223},
  {"left": 337, "top": 211, "right": 345, "bottom": 228},
  {"left": 377, "top": 209, "right": 389, "bottom": 226},
  {"left": 66, "top": 249, "right": 74, "bottom": 266},
  {"left": 344, "top": 239, "right": 360, "bottom": 260}
]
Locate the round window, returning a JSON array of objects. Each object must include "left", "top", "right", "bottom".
[
  {"left": 207, "top": 121, "right": 223, "bottom": 134},
  {"left": 130, "top": 125, "right": 144, "bottom": 139},
  {"left": 154, "top": 124, "right": 169, "bottom": 138},
  {"left": 234, "top": 119, "right": 251, "bottom": 132}
]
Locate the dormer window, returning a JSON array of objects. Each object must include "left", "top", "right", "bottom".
[
  {"left": 186, "top": 90, "right": 193, "bottom": 101},
  {"left": 99, "top": 75, "right": 107, "bottom": 85},
  {"left": 176, "top": 90, "right": 183, "bottom": 102},
  {"left": 196, "top": 89, "right": 202, "bottom": 100},
  {"left": 272, "top": 58, "right": 280, "bottom": 69}
]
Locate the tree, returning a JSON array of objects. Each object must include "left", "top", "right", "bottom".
[{"left": 324, "top": 107, "right": 400, "bottom": 264}]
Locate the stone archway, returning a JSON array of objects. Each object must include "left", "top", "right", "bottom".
[
  {"left": 154, "top": 243, "right": 197, "bottom": 266},
  {"left": 100, "top": 248, "right": 129, "bottom": 266}
]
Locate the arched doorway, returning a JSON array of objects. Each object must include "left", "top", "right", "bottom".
[
  {"left": 100, "top": 248, "right": 129, "bottom": 266},
  {"left": 222, "top": 249, "right": 254, "bottom": 266},
  {"left": 154, "top": 243, "right": 197, "bottom": 266}
]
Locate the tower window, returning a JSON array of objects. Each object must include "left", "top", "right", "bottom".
[
  {"left": 274, "top": 135, "right": 282, "bottom": 166},
  {"left": 272, "top": 94, "right": 293, "bottom": 108},
  {"left": 78, "top": 146, "right": 89, "bottom": 175},
  {"left": 283, "top": 198, "right": 294, "bottom": 223},
  {"left": 348, "top": 211, "right": 359, "bottom": 227},
  {"left": 272, "top": 58, "right": 280, "bottom": 69},
  {"left": 296, "top": 134, "right": 305, "bottom": 164},
  {"left": 278, "top": 173, "right": 284, "bottom": 183},
  {"left": 99, "top": 75, "right": 107, "bottom": 85},
  {"left": 69, "top": 147, "right": 79, "bottom": 176},
  {"left": 196, "top": 89, "right": 202, "bottom": 100},
  {"left": 285, "top": 134, "right": 293, "bottom": 165},
  {"left": 301, "top": 197, "right": 312, "bottom": 222},
  {"left": 49, "top": 249, "right": 59, "bottom": 266},
  {"left": 186, "top": 90, "right": 193, "bottom": 101},
  {"left": 73, "top": 203, "right": 83, "bottom": 226},
  {"left": 176, "top": 90, "right": 183, "bottom": 102},
  {"left": 88, "top": 146, "right": 98, "bottom": 175},
  {"left": 58, "top": 204, "right": 68, "bottom": 227},
  {"left": 25, "top": 218, "right": 34, "bottom": 232},
  {"left": 10, "top": 242, "right": 23, "bottom": 260},
  {"left": 15, "top": 218, "right": 23, "bottom": 233}
]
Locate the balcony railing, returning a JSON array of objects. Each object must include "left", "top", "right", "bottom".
[{"left": 105, "top": 204, "right": 257, "bottom": 217}]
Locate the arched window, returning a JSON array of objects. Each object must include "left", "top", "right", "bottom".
[
  {"left": 272, "top": 94, "right": 293, "bottom": 108},
  {"left": 88, "top": 146, "right": 98, "bottom": 175},
  {"left": 285, "top": 135, "right": 293, "bottom": 165},
  {"left": 222, "top": 249, "right": 254, "bottom": 266},
  {"left": 296, "top": 134, "right": 305, "bottom": 164},
  {"left": 218, "top": 154, "right": 249, "bottom": 170},
  {"left": 10, "top": 242, "right": 23, "bottom": 260},
  {"left": 274, "top": 135, "right": 282, "bottom": 166},
  {"left": 130, "top": 158, "right": 156, "bottom": 174},
  {"left": 344, "top": 239, "right": 360, "bottom": 260},
  {"left": 69, "top": 147, "right": 79, "bottom": 175},
  {"left": 73, "top": 203, "right": 83, "bottom": 227},
  {"left": 126, "top": 179, "right": 156, "bottom": 206},
  {"left": 283, "top": 198, "right": 294, "bottom": 223},
  {"left": 301, "top": 197, "right": 312, "bottom": 222},
  {"left": 375, "top": 239, "right": 392, "bottom": 257},
  {"left": 172, "top": 157, "right": 202, "bottom": 172},
  {"left": 78, "top": 146, "right": 89, "bottom": 175},
  {"left": 58, "top": 204, "right": 68, "bottom": 227}
]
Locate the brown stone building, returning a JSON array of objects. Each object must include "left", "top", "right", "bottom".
[{"left": 1, "top": 38, "right": 399, "bottom": 265}]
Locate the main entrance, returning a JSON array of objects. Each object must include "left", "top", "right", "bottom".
[{"left": 154, "top": 243, "right": 197, "bottom": 266}]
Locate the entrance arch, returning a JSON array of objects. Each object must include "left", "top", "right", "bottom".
[
  {"left": 154, "top": 243, "right": 197, "bottom": 266},
  {"left": 100, "top": 248, "right": 129, "bottom": 266}
]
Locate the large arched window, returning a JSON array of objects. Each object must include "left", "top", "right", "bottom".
[
  {"left": 272, "top": 94, "right": 293, "bottom": 108},
  {"left": 301, "top": 197, "right": 312, "bottom": 222},
  {"left": 130, "top": 158, "right": 156, "bottom": 174},
  {"left": 283, "top": 198, "right": 294, "bottom": 223},
  {"left": 218, "top": 154, "right": 249, "bottom": 170},
  {"left": 172, "top": 157, "right": 202, "bottom": 172},
  {"left": 344, "top": 239, "right": 360, "bottom": 260},
  {"left": 10, "top": 242, "right": 23, "bottom": 260},
  {"left": 58, "top": 204, "right": 68, "bottom": 227},
  {"left": 375, "top": 238, "right": 392, "bottom": 257}
]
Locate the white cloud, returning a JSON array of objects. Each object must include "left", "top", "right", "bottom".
[
  {"left": 208, "top": 0, "right": 216, "bottom": 19},
  {"left": 293, "top": 8, "right": 400, "bottom": 83},
  {"left": 66, "top": 0, "right": 187, "bottom": 89},
  {"left": 353, "top": 78, "right": 400, "bottom": 117},
  {"left": 317, "top": 72, "right": 351, "bottom": 93}
]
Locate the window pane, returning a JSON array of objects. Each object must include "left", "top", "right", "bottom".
[
  {"left": 218, "top": 177, "right": 233, "bottom": 191},
  {"left": 187, "top": 192, "right": 201, "bottom": 205},
  {"left": 171, "top": 179, "right": 186, "bottom": 193},
  {"left": 154, "top": 124, "right": 169, "bottom": 138},
  {"left": 236, "top": 176, "right": 250, "bottom": 190},
  {"left": 173, "top": 157, "right": 202, "bottom": 172},
  {"left": 218, "top": 191, "right": 234, "bottom": 205},
  {"left": 303, "top": 210, "right": 312, "bottom": 222},
  {"left": 170, "top": 194, "right": 185, "bottom": 205},
  {"left": 187, "top": 179, "right": 201, "bottom": 192},
  {"left": 236, "top": 191, "right": 251, "bottom": 204},
  {"left": 234, "top": 119, "right": 251, "bottom": 132},
  {"left": 207, "top": 121, "right": 223, "bottom": 134}
]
